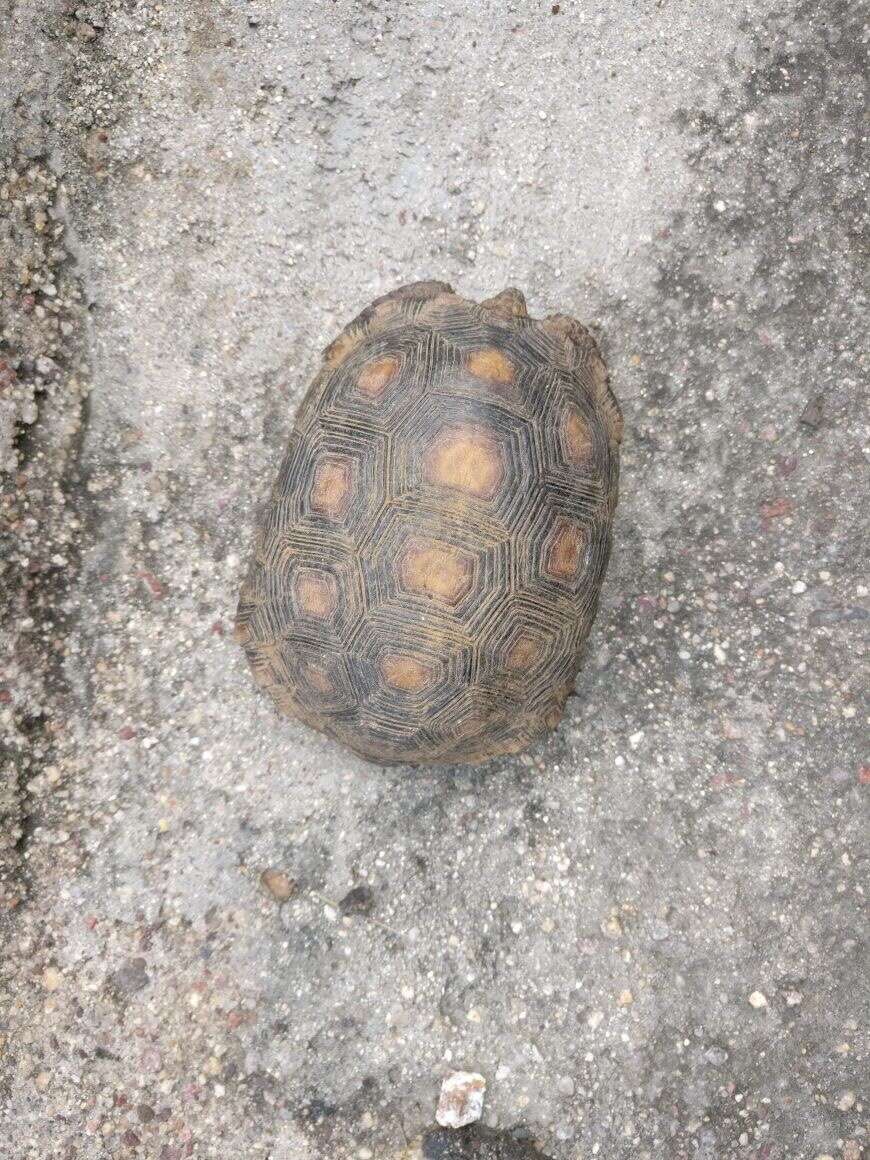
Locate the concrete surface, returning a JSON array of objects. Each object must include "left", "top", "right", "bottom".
[{"left": 1, "top": 1, "right": 867, "bottom": 1158}]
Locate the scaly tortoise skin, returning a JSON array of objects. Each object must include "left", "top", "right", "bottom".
[{"left": 235, "top": 281, "right": 622, "bottom": 765}]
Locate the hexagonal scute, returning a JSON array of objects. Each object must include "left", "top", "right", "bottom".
[
  {"left": 478, "top": 594, "right": 568, "bottom": 685},
  {"left": 307, "top": 453, "right": 354, "bottom": 520},
  {"left": 236, "top": 282, "right": 621, "bottom": 765},
  {"left": 280, "top": 644, "right": 360, "bottom": 718},
  {"left": 355, "top": 500, "right": 513, "bottom": 642},
  {"left": 319, "top": 325, "right": 450, "bottom": 432},
  {"left": 397, "top": 535, "right": 476, "bottom": 607},
  {"left": 246, "top": 524, "right": 366, "bottom": 654},
  {"left": 345, "top": 608, "right": 471, "bottom": 711},
  {"left": 541, "top": 516, "right": 589, "bottom": 588},
  {"left": 422, "top": 424, "right": 505, "bottom": 501},
  {"left": 266, "top": 419, "right": 390, "bottom": 542},
  {"left": 390, "top": 390, "right": 545, "bottom": 532},
  {"left": 537, "top": 370, "right": 615, "bottom": 518}
]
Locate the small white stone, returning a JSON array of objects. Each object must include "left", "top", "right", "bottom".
[
  {"left": 791, "top": 580, "right": 807, "bottom": 594},
  {"left": 436, "top": 1071, "right": 486, "bottom": 1129},
  {"left": 835, "top": 1089, "right": 855, "bottom": 1111},
  {"left": 748, "top": 990, "right": 768, "bottom": 1009},
  {"left": 42, "top": 966, "right": 63, "bottom": 992},
  {"left": 628, "top": 730, "right": 644, "bottom": 749}
]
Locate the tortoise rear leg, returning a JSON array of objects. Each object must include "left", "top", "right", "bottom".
[
  {"left": 480, "top": 286, "right": 528, "bottom": 321},
  {"left": 371, "top": 280, "right": 455, "bottom": 307}
]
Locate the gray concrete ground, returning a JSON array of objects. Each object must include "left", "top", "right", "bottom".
[{"left": 1, "top": 1, "right": 867, "bottom": 1158}]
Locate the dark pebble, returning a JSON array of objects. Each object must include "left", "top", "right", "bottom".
[
  {"left": 338, "top": 884, "right": 375, "bottom": 916},
  {"left": 107, "top": 957, "right": 149, "bottom": 996},
  {"left": 799, "top": 393, "right": 825, "bottom": 429}
]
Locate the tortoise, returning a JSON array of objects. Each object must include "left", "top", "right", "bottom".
[{"left": 235, "top": 280, "right": 622, "bottom": 765}]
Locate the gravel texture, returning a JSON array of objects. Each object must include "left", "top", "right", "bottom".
[{"left": 1, "top": 2, "right": 867, "bottom": 1159}]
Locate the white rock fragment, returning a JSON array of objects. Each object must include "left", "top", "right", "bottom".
[
  {"left": 42, "top": 965, "right": 62, "bottom": 992},
  {"left": 748, "top": 990, "right": 768, "bottom": 1009},
  {"left": 436, "top": 1071, "right": 486, "bottom": 1129}
]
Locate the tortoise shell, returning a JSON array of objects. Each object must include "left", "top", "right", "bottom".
[{"left": 235, "top": 281, "right": 622, "bottom": 765}]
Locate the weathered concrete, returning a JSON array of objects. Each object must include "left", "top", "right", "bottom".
[{"left": 1, "top": 2, "right": 866, "bottom": 1158}]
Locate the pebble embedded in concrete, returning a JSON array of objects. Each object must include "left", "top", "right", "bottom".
[
  {"left": 436, "top": 1071, "right": 487, "bottom": 1129},
  {"left": 259, "top": 868, "right": 296, "bottom": 902},
  {"left": 1, "top": 2, "right": 865, "bottom": 1157}
]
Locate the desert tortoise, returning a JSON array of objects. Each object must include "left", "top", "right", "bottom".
[{"left": 235, "top": 281, "right": 622, "bottom": 765}]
